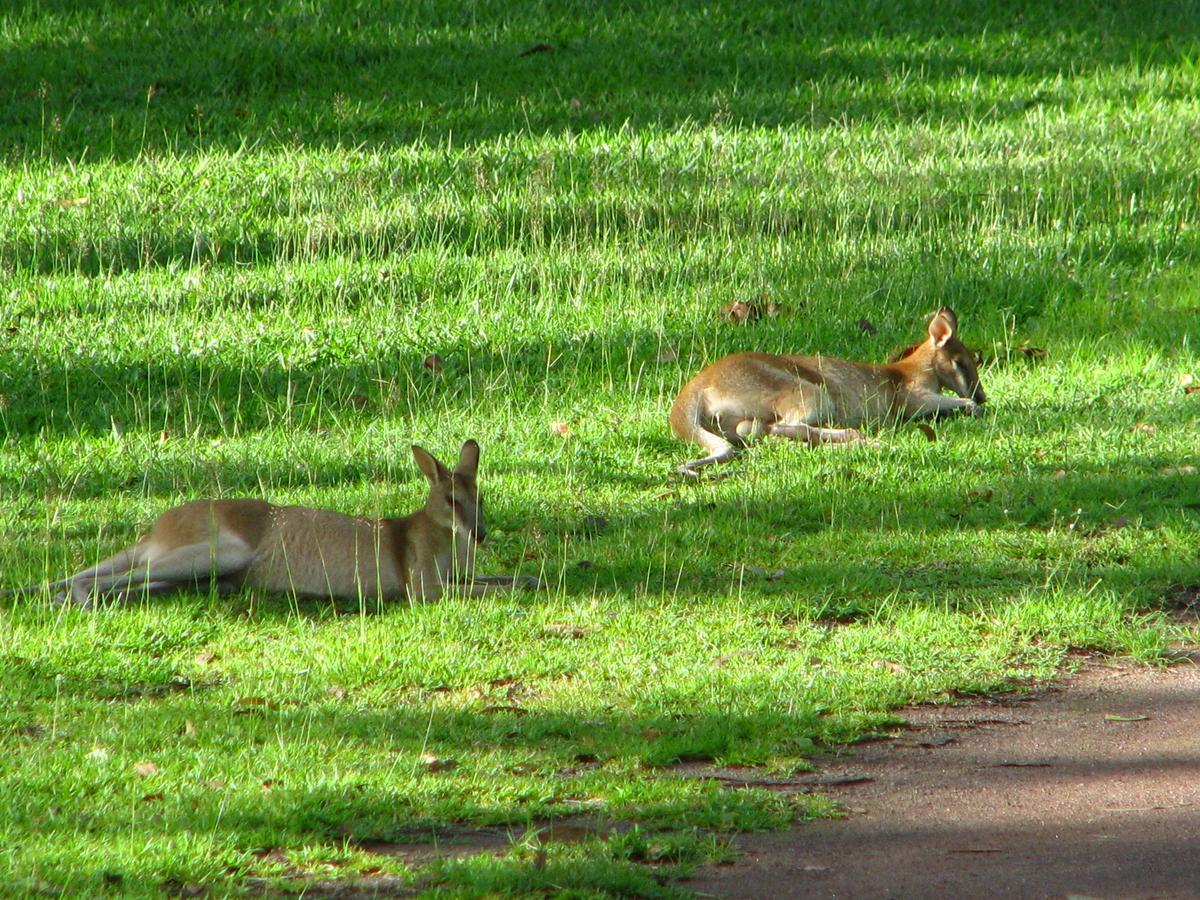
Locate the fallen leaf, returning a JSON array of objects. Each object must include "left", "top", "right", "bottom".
[
  {"left": 915, "top": 423, "right": 937, "bottom": 442},
  {"left": 1052, "top": 469, "right": 1069, "bottom": 479},
  {"left": 1131, "top": 422, "right": 1158, "bottom": 436},
  {"left": 482, "top": 705, "right": 528, "bottom": 716},
  {"left": 1104, "top": 713, "right": 1149, "bottom": 722},
  {"left": 719, "top": 295, "right": 783, "bottom": 324},
  {"left": 420, "top": 753, "right": 459, "bottom": 773},
  {"left": 1159, "top": 465, "right": 1198, "bottom": 476},
  {"left": 1181, "top": 373, "right": 1195, "bottom": 387},
  {"left": 918, "top": 736, "right": 957, "bottom": 748},
  {"left": 87, "top": 746, "right": 110, "bottom": 762},
  {"left": 141, "top": 792, "right": 164, "bottom": 803},
  {"left": 326, "top": 686, "right": 348, "bottom": 700},
  {"left": 872, "top": 659, "right": 909, "bottom": 676},
  {"left": 233, "top": 696, "right": 277, "bottom": 714},
  {"left": 55, "top": 196, "right": 89, "bottom": 208},
  {"left": 1187, "top": 386, "right": 1200, "bottom": 395},
  {"left": 133, "top": 760, "right": 160, "bottom": 777},
  {"left": 519, "top": 42, "right": 555, "bottom": 57},
  {"left": 422, "top": 353, "right": 443, "bottom": 373},
  {"left": 549, "top": 421, "right": 571, "bottom": 437},
  {"left": 205, "top": 779, "right": 228, "bottom": 791},
  {"left": 657, "top": 347, "right": 678, "bottom": 363},
  {"left": 579, "top": 514, "right": 609, "bottom": 535},
  {"left": 857, "top": 318, "right": 878, "bottom": 335},
  {"left": 261, "top": 779, "right": 280, "bottom": 792},
  {"left": 1016, "top": 343, "right": 1047, "bottom": 360},
  {"left": 179, "top": 719, "right": 198, "bottom": 738},
  {"left": 194, "top": 650, "right": 217, "bottom": 665},
  {"left": 721, "top": 300, "right": 758, "bottom": 323},
  {"left": 544, "top": 623, "right": 588, "bottom": 639}
]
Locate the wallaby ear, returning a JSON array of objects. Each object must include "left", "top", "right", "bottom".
[
  {"left": 928, "top": 308, "right": 957, "bottom": 348},
  {"left": 411, "top": 445, "right": 450, "bottom": 484},
  {"left": 455, "top": 439, "right": 480, "bottom": 479}
]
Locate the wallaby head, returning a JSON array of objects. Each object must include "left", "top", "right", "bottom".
[
  {"left": 411, "top": 440, "right": 485, "bottom": 543},
  {"left": 894, "top": 308, "right": 986, "bottom": 404}
]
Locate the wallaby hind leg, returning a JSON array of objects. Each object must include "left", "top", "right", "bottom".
[
  {"left": 47, "top": 547, "right": 142, "bottom": 607},
  {"left": 63, "top": 537, "right": 256, "bottom": 607},
  {"left": 768, "top": 422, "right": 874, "bottom": 446}
]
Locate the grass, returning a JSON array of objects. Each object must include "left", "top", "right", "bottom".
[{"left": 1, "top": 0, "right": 1199, "bottom": 895}]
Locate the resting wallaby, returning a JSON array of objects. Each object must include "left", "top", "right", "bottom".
[
  {"left": 670, "top": 308, "right": 986, "bottom": 474},
  {"left": 8, "top": 441, "right": 540, "bottom": 607}
]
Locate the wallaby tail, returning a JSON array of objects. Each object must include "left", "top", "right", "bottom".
[{"left": 670, "top": 384, "right": 738, "bottom": 475}]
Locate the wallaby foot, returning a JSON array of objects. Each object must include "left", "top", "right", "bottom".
[{"left": 677, "top": 446, "right": 740, "bottom": 476}]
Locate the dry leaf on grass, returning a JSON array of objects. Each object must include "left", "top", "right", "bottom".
[
  {"left": 519, "top": 42, "right": 555, "bottom": 56},
  {"left": 857, "top": 318, "right": 878, "bottom": 335},
  {"left": 1132, "top": 422, "right": 1158, "bottom": 436},
  {"left": 720, "top": 296, "right": 783, "bottom": 324},
  {"left": 133, "top": 760, "right": 160, "bottom": 777},
  {"left": 422, "top": 353, "right": 443, "bottom": 374},
  {"left": 420, "top": 753, "right": 459, "bottom": 773},
  {"left": 482, "top": 705, "right": 528, "bottom": 716},
  {"left": 1016, "top": 343, "right": 1048, "bottom": 360},
  {"left": 872, "top": 659, "right": 909, "bottom": 676},
  {"left": 657, "top": 347, "right": 678, "bottom": 363},
  {"left": 55, "top": 196, "right": 89, "bottom": 208},
  {"left": 915, "top": 423, "right": 937, "bottom": 442},
  {"left": 1159, "top": 465, "right": 1198, "bottom": 476},
  {"left": 544, "top": 623, "right": 589, "bottom": 639},
  {"left": 549, "top": 421, "right": 572, "bottom": 437}
]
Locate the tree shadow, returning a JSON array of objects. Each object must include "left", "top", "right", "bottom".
[{"left": 5, "top": 0, "right": 1199, "bottom": 160}]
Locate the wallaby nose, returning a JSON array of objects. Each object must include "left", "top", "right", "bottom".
[
  {"left": 973, "top": 385, "right": 987, "bottom": 404},
  {"left": 474, "top": 521, "right": 487, "bottom": 543}
]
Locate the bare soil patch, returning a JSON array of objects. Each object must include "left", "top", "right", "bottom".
[{"left": 687, "top": 653, "right": 1200, "bottom": 899}]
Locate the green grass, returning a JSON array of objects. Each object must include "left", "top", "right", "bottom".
[{"left": 2, "top": 0, "right": 1199, "bottom": 895}]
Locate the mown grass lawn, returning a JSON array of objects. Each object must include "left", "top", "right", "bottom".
[{"left": 1, "top": 0, "right": 1198, "bottom": 895}]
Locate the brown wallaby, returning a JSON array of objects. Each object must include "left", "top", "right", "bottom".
[
  {"left": 8, "top": 441, "right": 540, "bottom": 607},
  {"left": 670, "top": 308, "right": 986, "bottom": 474}
]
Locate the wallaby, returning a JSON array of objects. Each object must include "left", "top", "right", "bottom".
[
  {"left": 6, "top": 441, "right": 540, "bottom": 607},
  {"left": 670, "top": 308, "right": 986, "bottom": 474}
]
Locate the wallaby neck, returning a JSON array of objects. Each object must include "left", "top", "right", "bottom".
[{"left": 877, "top": 341, "right": 939, "bottom": 394}]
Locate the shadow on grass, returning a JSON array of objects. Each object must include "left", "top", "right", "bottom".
[
  {"left": 3, "top": 250, "right": 1198, "bottom": 440},
  {"left": 5, "top": 0, "right": 1200, "bottom": 161}
]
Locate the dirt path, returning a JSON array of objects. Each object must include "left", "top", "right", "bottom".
[{"left": 686, "top": 655, "right": 1200, "bottom": 900}]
